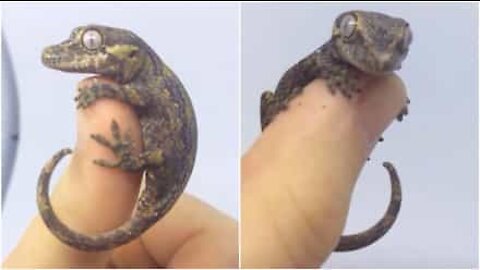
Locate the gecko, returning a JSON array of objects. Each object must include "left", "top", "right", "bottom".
[
  {"left": 260, "top": 11, "right": 412, "bottom": 251},
  {"left": 37, "top": 25, "right": 197, "bottom": 251}
]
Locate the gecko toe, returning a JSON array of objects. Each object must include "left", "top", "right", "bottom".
[
  {"left": 110, "top": 120, "right": 122, "bottom": 141},
  {"left": 90, "top": 134, "right": 114, "bottom": 149},
  {"left": 93, "top": 159, "right": 121, "bottom": 168}
]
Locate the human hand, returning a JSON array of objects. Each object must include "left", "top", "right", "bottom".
[
  {"left": 3, "top": 78, "right": 238, "bottom": 268},
  {"left": 241, "top": 75, "right": 407, "bottom": 268}
]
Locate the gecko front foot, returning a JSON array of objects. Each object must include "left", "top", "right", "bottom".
[
  {"left": 75, "top": 82, "right": 120, "bottom": 109},
  {"left": 91, "top": 119, "right": 164, "bottom": 171},
  {"left": 325, "top": 65, "right": 361, "bottom": 98},
  {"left": 396, "top": 98, "right": 410, "bottom": 122}
]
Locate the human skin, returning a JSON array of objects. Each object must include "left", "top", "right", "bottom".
[
  {"left": 3, "top": 78, "right": 238, "bottom": 268},
  {"left": 241, "top": 75, "right": 407, "bottom": 268}
]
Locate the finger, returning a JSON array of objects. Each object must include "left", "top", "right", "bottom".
[
  {"left": 109, "top": 194, "right": 239, "bottom": 268},
  {"left": 56, "top": 76, "right": 144, "bottom": 239},
  {"left": 355, "top": 75, "right": 408, "bottom": 149},
  {"left": 3, "top": 77, "right": 144, "bottom": 268},
  {"left": 241, "top": 75, "right": 406, "bottom": 267}
]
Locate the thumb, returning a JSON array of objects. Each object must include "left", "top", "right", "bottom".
[
  {"left": 4, "top": 77, "right": 144, "bottom": 268},
  {"left": 57, "top": 77, "right": 143, "bottom": 234},
  {"left": 241, "top": 74, "right": 407, "bottom": 267}
]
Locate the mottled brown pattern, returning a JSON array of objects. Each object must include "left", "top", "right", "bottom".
[
  {"left": 335, "top": 162, "right": 401, "bottom": 251},
  {"left": 259, "top": 11, "right": 411, "bottom": 251},
  {"left": 37, "top": 25, "right": 197, "bottom": 251}
]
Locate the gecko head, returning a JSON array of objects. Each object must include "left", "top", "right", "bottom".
[
  {"left": 331, "top": 10, "right": 412, "bottom": 75},
  {"left": 41, "top": 25, "right": 149, "bottom": 83}
]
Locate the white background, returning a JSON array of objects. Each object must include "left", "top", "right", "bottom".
[
  {"left": 2, "top": 3, "right": 239, "bottom": 259},
  {"left": 242, "top": 3, "right": 478, "bottom": 268}
]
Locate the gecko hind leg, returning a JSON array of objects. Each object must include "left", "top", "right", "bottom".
[{"left": 91, "top": 119, "right": 163, "bottom": 171}]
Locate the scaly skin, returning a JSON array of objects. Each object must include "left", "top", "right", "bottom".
[
  {"left": 260, "top": 11, "right": 412, "bottom": 251},
  {"left": 37, "top": 25, "right": 197, "bottom": 251}
]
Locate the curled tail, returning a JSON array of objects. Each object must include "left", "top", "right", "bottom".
[
  {"left": 36, "top": 148, "right": 159, "bottom": 251},
  {"left": 335, "top": 162, "right": 402, "bottom": 252}
]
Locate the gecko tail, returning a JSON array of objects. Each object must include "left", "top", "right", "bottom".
[
  {"left": 334, "top": 161, "right": 402, "bottom": 252},
  {"left": 36, "top": 148, "right": 158, "bottom": 251}
]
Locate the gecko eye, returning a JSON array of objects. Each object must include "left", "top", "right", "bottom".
[
  {"left": 339, "top": 14, "right": 357, "bottom": 39},
  {"left": 82, "top": 29, "right": 103, "bottom": 50}
]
